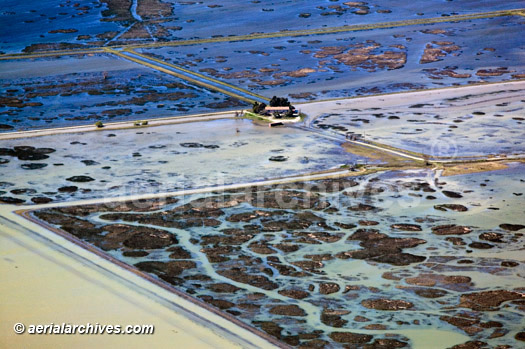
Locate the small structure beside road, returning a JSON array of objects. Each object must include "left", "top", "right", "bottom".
[
  {"left": 253, "top": 96, "right": 299, "bottom": 118},
  {"left": 346, "top": 132, "right": 363, "bottom": 141},
  {"left": 265, "top": 106, "right": 292, "bottom": 113}
]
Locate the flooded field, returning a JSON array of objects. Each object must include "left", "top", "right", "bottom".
[
  {"left": 32, "top": 163, "right": 525, "bottom": 348},
  {"left": 0, "top": 0, "right": 120, "bottom": 53},
  {"left": 0, "top": 118, "right": 373, "bottom": 205},
  {"left": 140, "top": 15, "right": 525, "bottom": 101},
  {"left": 147, "top": 0, "right": 524, "bottom": 43},
  {"left": 0, "top": 54, "right": 247, "bottom": 131},
  {"left": 2, "top": 3, "right": 523, "bottom": 132},
  {"left": 303, "top": 81, "right": 525, "bottom": 157},
  {"left": 1, "top": 0, "right": 523, "bottom": 54}
]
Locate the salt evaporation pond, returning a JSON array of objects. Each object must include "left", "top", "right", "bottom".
[
  {"left": 0, "top": 55, "right": 248, "bottom": 132},
  {"left": 302, "top": 81, "right": 525, "bottom": 157},
  {"left": 0, "top": 0, "right": 119, "bottom": 53},
  {"left": 32, "top": 163, "right": 525, "bottom": 348},
  {"left": 2, "top": 0, "right": 523, "bottom": 54},
  {"left": 0, "top": 118, "right": 373, "bottom": 204},
  {"left": 141, "top": 15, "right": 525, "bottom": 101},
  {"left": 152, "top": 0, "right": 524, "bottom": 43}
]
